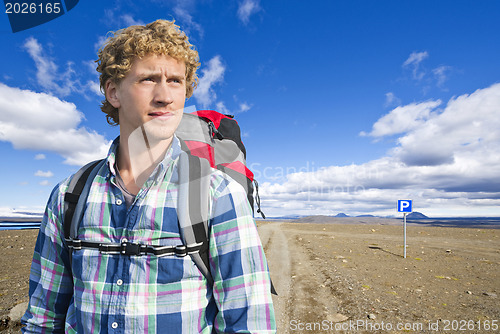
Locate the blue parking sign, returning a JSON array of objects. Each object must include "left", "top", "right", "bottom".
[{"left": 398, "top": 200, "right": 412, "bottom": 213}]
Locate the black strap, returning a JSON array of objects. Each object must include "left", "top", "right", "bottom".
[
  {"left": 179, "top": 139, "right": 213, "bottom": 285},
  {"left": 63, "top": 160, "right": 103, "bottom": 240},
  {"left": 65, "top": 239, "right": 204, "bottom": 257},
  {"left": 192, "top": 222, "right": 210, "bottom": 277},
  {"left": 270, "top": 280, "right": 277, "bottom": 295},
  {"left": 253, "top": 179, "right": 266, "bottom": 219}
]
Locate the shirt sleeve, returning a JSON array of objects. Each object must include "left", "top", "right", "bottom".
[
  {"left": 208, "top": 175, "right": 276, "bottom": 333},
  {"left": 21, "top": 182, "right": 74, "bottom": 333}
]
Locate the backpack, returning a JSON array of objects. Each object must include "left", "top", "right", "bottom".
[{"left": 63, "top": 110, "right": 276, "bottom": 294}]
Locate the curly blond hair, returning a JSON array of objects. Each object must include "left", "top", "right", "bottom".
[{"left": 96, "top": 19, "right": 200, "bottom": 125}]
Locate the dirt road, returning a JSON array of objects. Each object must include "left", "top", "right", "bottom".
[
  {"left": 258, "top": 222, "right": 292, "bottom": 332},
  {"left": 258, "top": 222, "right": 346, "bottom": 333}
]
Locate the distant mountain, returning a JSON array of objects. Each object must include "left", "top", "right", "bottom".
[
  {"left": 13, "top": 211, "right": 43, "bottom": 216},
  {"left": 264, "top": 214, "right": 305, "bottom": 220},
  {"left": 406, "top": 211, "right": 428, "bottom": 219},
  {"left": 0, "top": 211, "right": 43, "bottom": 220},
  {"left": 291, "top": 215, "right": 335, "bottom": 223},
  {"left": 335, "top": 213, "right": 349, "bottom": 217},
  {"left": 357, "top": 214, "right": 375, "bottom": 217}
]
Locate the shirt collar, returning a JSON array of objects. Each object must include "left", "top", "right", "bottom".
[{"left": 105, "top": 135, "right": 181, "bottom": 177}]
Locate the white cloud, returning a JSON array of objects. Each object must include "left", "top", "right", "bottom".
[
  {"left": 237, "top": 0, "right": 261, "bottom": 24},
  {"left": 23, "top": 37, "right": 100, "bottom": 98},
  {"left": 84, "top": 60, "right": 102, "bottom": 97},
  {"left": 402, "top": 52, "right": 452, "bottom": 90},
  {"left": 23, "top": 37, "right": 72, "bottom": 97},
  {"left": 87, "top": 80, "right": 102, "bottom": 96},
  {"left": 260, "top": 83, "right": 500, "bottom": 217},
  {"left": 403, "top": 51, "right": 428, "bottom": 81},
  {"left": 393, "top": 83, "right": 500, "bottom": 167},
  {"left": 213, "top": 100, "right": 252, "bottom": 115},
  {"left": 239, "top": 102, "right": 252, "bottom": 113},
  {"left": 34, "top": 154, "right": 46, "bottom": 160},
  {"left": 103, "top": 10, "right": 144, "bottom": 29},
  {"left": 0, "top": 83, "right": 111, "bottom": 166},
  {"left": 94, "top": 35, "right": 109, "bottom": 52},
  {"left": 121, "top": 14, "right": 144, "bottom": 26},
  {"left": 0, "top": 207, "right": 43, "bottom": 217},
  {"left": 361, "top": 100, "right": 442, "bottom": 137},
  {"left": 216, "top": 101, "right": 230, "bottom": 115},
  {"left": 384, "top": 92, "right": 401, "bottom": 107},
  {"left": 433, "top": 65, "right": 451, "bottom": 88},
  {"left": 39, "top": 180, "right": 50, "bottom": 186},
  {"left": 35, "top": 170, "right": 54, "bottom": 178},
  {"left": 193, "top": 56, "right": 226, "bottom": 108},
  {"left": 147, "top": 0, "right": 203, "bottom": 38},
  {"left": 173, "top": 4, "right": 204, "bottom": 38},
  {"left": 403, "top": 51, "right": 428, "bottom": 67}
]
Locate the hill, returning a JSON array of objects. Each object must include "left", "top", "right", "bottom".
[{"left": 406, "top": 211, "right": 428, "bottom": 219}]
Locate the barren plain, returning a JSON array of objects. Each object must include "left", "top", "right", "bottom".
[{"left": 1, "top": 220, "right": 499, "bottom": 333}]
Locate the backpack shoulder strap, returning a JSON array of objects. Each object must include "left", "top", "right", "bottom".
[
  {"left": 63, "top": 159, "right": 105, "bottom": 241},
  {"left": 177, "top": 139, "right": 277, "bottom": 295},
  {"left": 177, "top": 139, "right": 214, "bottom": 285}
]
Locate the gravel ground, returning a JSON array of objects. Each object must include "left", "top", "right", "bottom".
[
  {"left": 261, "top": 221, "right": 500, "bottom": 334},
  {"left": 1, "top": 221, "right": 499, "bottom": 333}
]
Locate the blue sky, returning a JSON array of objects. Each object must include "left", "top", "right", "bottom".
[{"left": 1, "top": 0, "right": 499, "bottom": 217}]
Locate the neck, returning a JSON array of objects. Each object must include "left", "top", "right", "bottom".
[{"left": 118, "top": 129, "right": 173, "bottom": 194}]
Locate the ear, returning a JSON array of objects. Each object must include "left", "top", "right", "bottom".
[{"left": 105, "top": 80, "right": 121, "bottom": 109}]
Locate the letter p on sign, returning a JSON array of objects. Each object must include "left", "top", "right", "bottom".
[{"left": 398, "top": 200, "right": 412, "bottom": 213}]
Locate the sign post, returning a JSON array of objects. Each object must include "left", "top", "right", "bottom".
[{"left": 397, "top": 200, "right": 412, "bottom": 258}]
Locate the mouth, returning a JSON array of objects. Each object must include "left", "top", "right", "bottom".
[{"left": 148, "top": 111, "right": 173, "bottom": 119}]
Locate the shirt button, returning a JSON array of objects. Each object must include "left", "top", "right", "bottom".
[
  {"left": 111, "top": 322, "right": 118, "bottom": 329},
  {"left": 116, "top": 198, "right": 123, "bottom": 205},
  {"left": 116, "top": 279, "right": 123, "bottom": 286}
]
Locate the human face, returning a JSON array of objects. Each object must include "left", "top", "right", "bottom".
[{"left": 106, "top": 54, "right": 186, "bottom": 142}]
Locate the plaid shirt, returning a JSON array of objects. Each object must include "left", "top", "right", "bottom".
[{"left": 22, "top": 137, "right": 276, "bottom": 333}]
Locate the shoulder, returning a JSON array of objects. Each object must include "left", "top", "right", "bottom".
[
  {"left": 47, "top": 176, "right": 71, "bottom": 208},
  {"left": 209, "top": 168, "right": 254, "bottom": 220},
  {"left": 37, "top": 176, "right": 71, "bottom": 236},
  {"left": 209, "top": 168, "right": 247, "bottom": 199},
  {"left": 45, "top": 160, "right": 109, "bottom": 221}
]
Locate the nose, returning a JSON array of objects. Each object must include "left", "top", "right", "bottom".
[{"left": 153, "top": 81, "right": 174, "bottom": 106}]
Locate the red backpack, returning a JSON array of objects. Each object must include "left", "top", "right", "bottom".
[{"left": 177, "top": 110, "right": 265, "bottom": 218}]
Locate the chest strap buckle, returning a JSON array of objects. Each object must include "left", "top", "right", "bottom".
[{"left": 121, "top": 242, "right": 144, "bottom": 256}]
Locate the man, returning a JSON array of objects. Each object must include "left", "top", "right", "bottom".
[{"left": 22, "top": 19, "right": 276, "bottom": 333}]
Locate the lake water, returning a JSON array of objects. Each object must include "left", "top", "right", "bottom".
[{"left": 0, "top": 220, "right": 42, "bottom": 230}]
